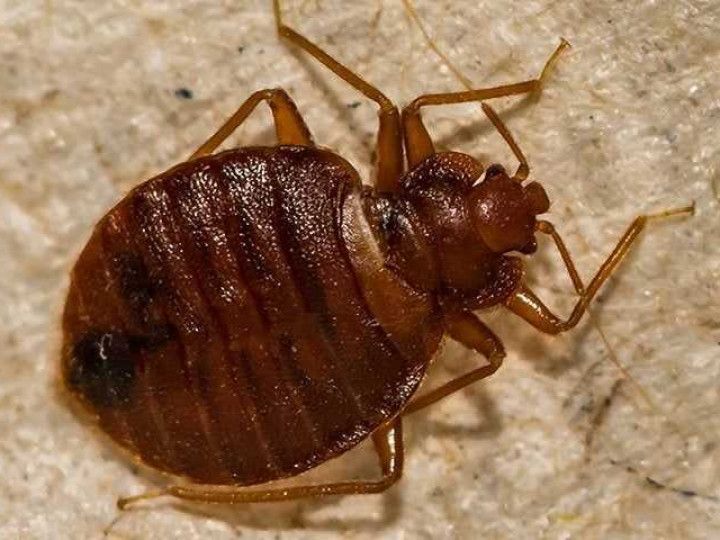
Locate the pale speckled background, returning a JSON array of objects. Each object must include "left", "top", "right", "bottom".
[{"left": 1, "top": 1, "right": 719, "bottom": 539}]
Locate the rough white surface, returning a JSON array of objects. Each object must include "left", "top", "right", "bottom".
[{"left": 1, "top": 1, "right": 718, "bottom": 538}]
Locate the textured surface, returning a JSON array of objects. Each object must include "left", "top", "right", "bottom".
[{"left": 1, "top": 0, "right": 718, "bottom": 538}]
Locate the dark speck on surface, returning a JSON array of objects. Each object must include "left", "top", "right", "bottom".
[
  {"left": 347, "top": 101, "right": 361, "bottom": 109},
  {"left": 174, "top": 87, "right": 194, "bottom": 100},
  {"left": 238, "top": 45, "right": 245, "bottom": 54},
  {"left": 646, "top": 476, "right": 664, "bottom": 490}
]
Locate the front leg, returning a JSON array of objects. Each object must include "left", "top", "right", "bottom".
[
  {"left": 403, "top": 311, "right": 505, "bottom": 415},
  {"left": 401, "top": 39, "right": 569, "bottom": 173},
  {"left": 506, "top": 205, "right": 694, "bottom": 334}
]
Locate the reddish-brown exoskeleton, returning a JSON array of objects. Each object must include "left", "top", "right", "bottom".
[{"left": 60, "top": 0, "right": 693, "bottom": 509}]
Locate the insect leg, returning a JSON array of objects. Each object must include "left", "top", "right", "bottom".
[
  {"left": 189, "top": 88, "right": 313, "bottom": 159},
  {"left": 402, "top": 39, "right": 569, "bottom": 172},
  {"left": 403, "top": 311, "right": 505, "bottom": 415},
  {"left": 116, "top": 418, "right": 403, "bottom": 508},
  {"left": 505, "top": 205, "right": 695, "bottom": 334},
  {"left": 273, "top": 0, "right": 403, "bottom": 192},
  {"left": 188, "top": 88, "right": 313, "bottom": 159}
]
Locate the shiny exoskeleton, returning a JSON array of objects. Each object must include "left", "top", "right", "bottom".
[{"left": 60, "top": 1, "right": 692, "bottom": 508}]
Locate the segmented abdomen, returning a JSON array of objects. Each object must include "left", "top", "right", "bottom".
[{"left": 61, "top": 146, "right": 439, "bottom": 485}]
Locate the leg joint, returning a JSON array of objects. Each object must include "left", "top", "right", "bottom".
[
  {"left": 382, "top": 469, "right": 402, "bottom": 489},
  {"left": 402, "top": 99, "right": 423, "bottom": 116},
  {"left": 370, "top": 467, "right": 402, "bottom": 493},
  {"left": 488, "top": 350, "right": 506, "bottom": 370}
]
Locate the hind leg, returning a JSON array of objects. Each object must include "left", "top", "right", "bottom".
[
  {"left": 190, "top": 88, "right": 313, "bottom": 159},
  {"left": 117, "top": 418, "right": 403, "bottom": 508}
]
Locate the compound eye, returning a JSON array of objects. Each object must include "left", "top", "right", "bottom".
[
  {"left": 525, "top": 182, "right": 550, "bottom": 215},
  {"left": 484, "top": 164, "right": 506, "bottom": 180},
  {"left": 518, "top": 237, "right": 538, "bottom": 254}
]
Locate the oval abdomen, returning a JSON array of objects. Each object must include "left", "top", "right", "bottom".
[{"left": 61, "top": 146, "right": 441, "bottom": 485}]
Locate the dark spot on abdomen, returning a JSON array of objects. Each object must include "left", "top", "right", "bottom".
[
  {"left": 113, "top": 252, "right": 157, "bottom": 316},
  {"left": 69, "top": 331, "right": 136, "bottom": 408},
  {"left": 130, "top": 323, "right": 176, "bottom": 350}
]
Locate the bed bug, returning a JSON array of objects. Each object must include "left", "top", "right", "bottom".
[{"left": 60, "top": 0, "right": 693, "bottom": 509}]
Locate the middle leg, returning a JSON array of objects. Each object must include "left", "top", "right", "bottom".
[
  {"left": 404, "top": 311, "right": 505, "bottom": 415},
  {"left": 273, "top": 0, "right": 404, "bottom": 192}
]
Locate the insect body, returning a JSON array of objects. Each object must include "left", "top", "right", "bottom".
[
  {"left": 60, "top": 1, "right": 692, "bottom": 508},
  {"left": 64, "top": 144, "right": 441, "bottom": 488}
]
